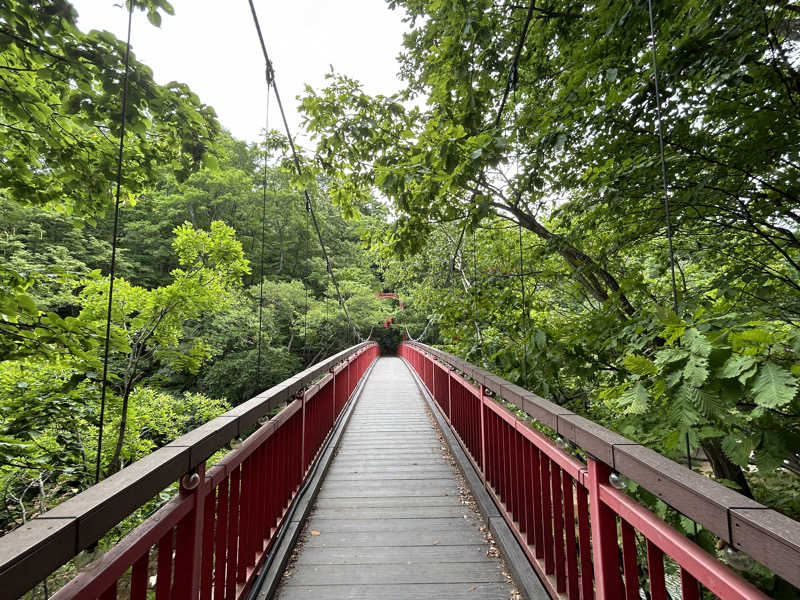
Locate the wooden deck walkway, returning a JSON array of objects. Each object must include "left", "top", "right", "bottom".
[{"left": 274, "top": 356, "right": 516, "bottom": 599}]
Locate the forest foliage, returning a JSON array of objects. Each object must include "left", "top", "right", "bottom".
[
  {"left": 0, "top": 0, "right": 399, "bottom": 550},
  {"left": 1, "top": 0, "right": 800, "bottom": 597},
  {"left": 299, "top": 0, "right": 800, "bottom": 594}
]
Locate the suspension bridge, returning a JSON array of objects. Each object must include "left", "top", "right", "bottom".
[
  {"left": 1, "top": 341, "right": 799, "bottom": 599},
  {"left": 1, "top": 0, "right": 800, "bottom": 598}
]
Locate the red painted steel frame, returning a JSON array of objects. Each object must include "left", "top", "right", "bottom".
[
  {"left": 399, "top": 343, "right": 771, "bottom": 600},
  {"left": 48, "top": 344, "right": 378, "bottom": 600}
]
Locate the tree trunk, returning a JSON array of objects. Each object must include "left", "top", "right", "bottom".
[
  {"left": 511, "top": 207, "right": 636, "bottom": 317},
  {"left": 701, "top": 437, "right": 754, "bottom": 498},
  {"left": 108, "top": 344, "right": 139, "bottom": 473},
  {"left": 109, "top": 385, "right": 131, "bottom": 473}
]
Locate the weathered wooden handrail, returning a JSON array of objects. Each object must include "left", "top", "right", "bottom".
[
  {"left": 402, "top": 341, "right": 800, "bottom": 593},
  {"left": 0, "top": 342, "right": 377, "bottom": 599}
]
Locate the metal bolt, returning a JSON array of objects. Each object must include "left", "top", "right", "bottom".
[
  {"left": 181, "top": 471, "right": 201, "bottom": 491},
  {"left": 609, "top": 472, "right": 628, "bottom": 490}
]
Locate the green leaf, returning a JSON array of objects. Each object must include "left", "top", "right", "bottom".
[
  {"left": 621, "top": 382, "right": 650, "bottom": 414},
  {"left": 147, "top": 10, "right": 162, "bottom": 27},
  {"left": 683, "top": 355, "right": 709, "bottom": 387},
  {"left": 721, "top": 434, "right": 755, "bottom": 467},
  {"left": 654, "top": 348, "right": 688, "bottom": 366},
  {"left": 717, "top": 355, "right": 756, "bottom": 379},
  {"left": 16, "top": 293, "right": 38, "bottom": 316},
  {"left": 684, "top": 328, "right": 712, "bottom": 357},
  {"left": 751, "top": 362, "right": 798, "bottom": 408},
  {"left": 623, "top": 354, "right": 657, "bottom": 376},
  {"left": 203, "top": 154, "right": 219, "bottom": 171}
]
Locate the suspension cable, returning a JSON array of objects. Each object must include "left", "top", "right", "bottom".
[
  {"left": 256, "top": 74, "right": 271, "bottom": 387},
  {"left": 518, "top": 222, "right": 528, "bottom": 386},
  {"left": 494, "top": 0, "right": 536, "bottom": 129},
  {"left": 304, "top": 192, "right": 310, "bottom": 362},
  {"left": 247, "top": 0, "right": 366, "bottom": 343},
  {"left": 647, "top": 0, "right": 697, "bottom": 543},
  {"left": 405, "top": 316, "right": 438, "bottom": 343},
  {"left": 94, "top": 1, "right": 134, "bottom": 484},
  {"left": 647, "top": 0, "right": 679, "bottom": 315}
]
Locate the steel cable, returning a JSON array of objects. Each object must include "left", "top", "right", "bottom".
[
  {"left": 247, "top": 0, "right": 366, "bottom": 343},
  {"left": 95, "top": 0, "right": 134, "bottom": 483}
]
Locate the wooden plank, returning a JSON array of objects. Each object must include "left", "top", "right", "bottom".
[
  {"left": 298, "top": 517, "right": 476, "bottom": 533},
  {"left": 318, "top": 485, "right": 458, "bottom": 499},
  {"left": 269, "top": 356, "right": 515, "bottom": 600},
  {"left": 730, "top": 508, "right": 800, "bottom": 588},
  {"left": 314, "top": 496, "right": 461, "bottom": 509},
  {"left": 327, "top": 464, "right": 450, "bottom": 472},
  {"left": 294, "top": 545, "right": 490, "bottom": 565},
  {"left": 284, "top": 562, "right": 506, "bottom": 586},
  {"left": 276, "top": 583, "right": 513, "bottom": 600},
  {"left": 311, "top": 506, "right": 470, "bottom": 520},
  {"left": 302, "top": 530, "right": 487, "bottom": 548},
  {"left": 324, "top": 473, "right": 454, "bottom": 482}
]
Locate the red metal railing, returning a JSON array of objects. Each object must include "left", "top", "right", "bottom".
[
  {"left": 2, "top": 343, "right": 378, "bottom": 600},
  {"left": 400, "top": 342, "right": 794, "bottom": 600}
]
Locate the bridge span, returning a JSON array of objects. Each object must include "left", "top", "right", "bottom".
[{"left": 1, "top": 342, "right": 798, "bottom": 600}]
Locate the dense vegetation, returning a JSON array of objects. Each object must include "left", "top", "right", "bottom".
[
  {"left": 0, "top": 1, "right": 401, "bottom": 550},
  {"left": 2, "top": 0, "right": 800, "bottom": 597},
  {"left": 298, "top": 0, "right": 800, "bottom": 595}
]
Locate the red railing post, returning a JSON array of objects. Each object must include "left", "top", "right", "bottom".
[
  {"left": 329, "top": 366, "right": 336, "bottom": 429},
  {"left": 173, "top": 462, "right": 206, "bottom": 600},
  {"left": 588, "top": 457, "right": 623, "bottom": 599},
  {"left": 447, "top": 367, "right": 453, "bottom": 420},
  {"left": 479, "top": 384, "right": 487, "bottom": 477}
]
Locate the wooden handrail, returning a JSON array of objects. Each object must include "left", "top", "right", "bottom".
[
  {"left": 0, "top": 342, "right": 372, "bottom": 598},
  {"left": 405, "top": 341, "right": 800, "bottom": 588}
]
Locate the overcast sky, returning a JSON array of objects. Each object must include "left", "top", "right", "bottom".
[{"left": 68, "top": 0, "right": 411, "bottom": 143}]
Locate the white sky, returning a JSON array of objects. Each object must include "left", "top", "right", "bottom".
[{"left": 68, "top": 0, "right": 411, "bottom": 143}]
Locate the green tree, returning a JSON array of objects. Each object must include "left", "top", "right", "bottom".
[{"left": 77, "top": 221, "right": 249, "bottom": 471}]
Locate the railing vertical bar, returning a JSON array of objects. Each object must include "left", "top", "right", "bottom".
[
  {"left": 253, "top": 443, "right": 266, "bottom": 555},
  {"left": 562, "top": 470, "right": 580, "bottom": 600},
  {"left": 498, "top": 415, "right": 507, "bottom": 500},
  {"left": 587, "top": 459, "right": 623, "bottom": 599},
  {"left": 225, "top": 467, "right": 241, "bottom": 598},
  {"left": 518, "top": 428, "right": 528, "bottom": 539},
  {"left": 620, "top": 519, "right": 639, "bottom": 600},
  {"left": 237, "top": 458, "right": 252, "bottom": 581},
  {"left": 646, "top": 539, "right": 668, "bottom": 600},
  {"left": 99, "top": 581, "right": 117, "bottom": 600},
  {"left": 172, "top": 505, "right": 194, "bottom": 598},
  {"left": 447, "top": 367, "right": 452, "bottom": 420},
  {"left": 300, "top": 392, "right": 307, "bottom": 479},
  {"left": 200, "top": 483, "right": 215, "bottom": 600},
  {"left": 541, "top": 455, "right": 555, "bottom": 574},
  {"left": 514, "top": 428, "right": 524, "bottom": 523},
  {"left": 576, "top": 484, "right": 593, "bottom": 600},
  {"left": 531, "top": 446, "right": 545, "bottom": 558},
  {"left": 155, "top": 528, "right": 173, "bottom": 600},
  {"left": 478, "top": 383, "right": 485, "bottom": 473},
  {"left": 213, "top": 479, "right": 229, "bottom": 600},
  {"left": 524, "top": 441, "right": 535, "bottom": 546},
  {"left": 507, "top": 425, "right": 519, "bottom": 521},
  {"left": 130, "top": 551, "right": 149, "bottom": 600},
  {"left": 487, "top": 405, "right": 496, "bottom": 491},
  {"left": 504, "top": 420, "right": 512, "bottom": 508},
  {"left": 552, "top": 463, "right": 567, "bottom": 593},
  {"left": 265, "top": 435, "right": 276, "bottom": 536},
  {"left": 680, "top": 567, "right": 701, "bottom": 600}
]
